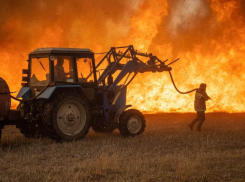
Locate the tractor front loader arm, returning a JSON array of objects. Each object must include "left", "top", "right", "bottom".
[{"left": 94, "top": 45, "right": 173, "bottom": 122}]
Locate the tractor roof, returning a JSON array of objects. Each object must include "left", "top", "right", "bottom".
[{"left": 30, "top": 47, "right": 93, "bottom": 55}]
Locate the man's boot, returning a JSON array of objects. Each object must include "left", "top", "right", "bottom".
[
  {"left": 188, "top": 117, "right": 199, "bottom": 131},
  {"left": 188, "top": 124, "right": 193, "bottom": 130}
]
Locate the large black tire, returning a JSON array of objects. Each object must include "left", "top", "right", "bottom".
[
  {"left": 119, "top": 109, "right": 146, "bottom": 137},
  {"left": 43, "top": 94, "right": 91, "bottom": 141}
]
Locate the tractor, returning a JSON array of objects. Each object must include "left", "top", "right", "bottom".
[{"left": 0, "top": 45, "right": 172, "bottom": 141}]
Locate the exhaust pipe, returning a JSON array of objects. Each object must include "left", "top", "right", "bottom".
[{"left": 0, "top": 77, "right": 11, "bottom": 121}]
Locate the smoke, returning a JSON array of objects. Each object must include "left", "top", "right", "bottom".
[
  {"left": 148, "top": 0, "right": 216, "bottom": 57},
  {"left": 0, "top": 0, "right": 142, "bottom": 51},
  {"left": 167, "top": 0, "right": 210, "bottom": 36}
]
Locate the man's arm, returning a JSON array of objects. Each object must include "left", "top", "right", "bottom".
[{"left": 204, "top": 92, "right": 211, "bottom": 101}]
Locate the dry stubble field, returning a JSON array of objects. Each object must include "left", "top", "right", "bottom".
[{"left": 0, "top": 113, "right": 245, "bottom": 182}]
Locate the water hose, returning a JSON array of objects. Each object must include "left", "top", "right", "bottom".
[
  {"left": 1, "top": 65, "right": 197, "bottom": 103},
  {"left": 168, "top": 71, "right": 198, "bottom": 94},
  {"left": 6, "top": 85, "right": 49, "bottom": 102},
  {"left": 80, "top": 65, "right": 198, "bottom": 94}
]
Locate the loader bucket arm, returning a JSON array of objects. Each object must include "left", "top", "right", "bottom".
[{"left": 96, "top": 45, "right": 172, "bottom": 90}]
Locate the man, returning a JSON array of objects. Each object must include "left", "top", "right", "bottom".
[
  {"left": 188, "top": 83, "right": 211, "bottom": 132},
  {"left": 54, "top": 57, "right": 67, "bottom": 81}
]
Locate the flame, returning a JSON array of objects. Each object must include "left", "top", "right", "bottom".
[{"left": 0, "top": 0, "right": 245, "bottom": 113}]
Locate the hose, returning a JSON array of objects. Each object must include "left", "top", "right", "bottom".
[
  {"left": 0, "top": 92, "right": 15, "bottom": 95},
  {"left": 1, "top": 65, "right": 197, "bottom": 103},
  {"left": 9, "top": 85, "right": 49, "bottom": 102},
  {"left": 168, "top": 71, "right": 198, "bottom": 94},
  {"left": 83, "top": 65, "right": 198, "bottom": 94}
]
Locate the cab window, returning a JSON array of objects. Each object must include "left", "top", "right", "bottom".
[
  {"left": 76, "top": 57, "right": 94, "bottom": 83},
  {"left": 30, "top": 57, "right": 50, "bottom": 86},
  {"left": 54, "top": 56, "right": 74, "bottom": 82}
]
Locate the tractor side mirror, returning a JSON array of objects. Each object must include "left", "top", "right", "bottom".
[{"left": 22, "top": 69, "right": 29, "bottom": 83}]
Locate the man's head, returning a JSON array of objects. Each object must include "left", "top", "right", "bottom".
[
  {"left": 56, "top": 57, "right": 64, "bottom": 66},
  {"left": 199, "top": 83, "right": 207, "bottom": 91}
]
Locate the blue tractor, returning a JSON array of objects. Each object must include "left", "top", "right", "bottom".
[{"left": 0, "top": 45, "right": 172, "bottom": 141}]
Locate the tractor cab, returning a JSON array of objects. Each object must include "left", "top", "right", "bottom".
[
  {"left": 20, "top": 48, "right": 97, "bottom": 100},
  {"left": 28, "top": 47, "right": 96, "bottom": 84}
]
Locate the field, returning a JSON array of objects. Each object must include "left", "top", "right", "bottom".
[{"left": 0, "top": 113, "right": 245, "bottom": 182}]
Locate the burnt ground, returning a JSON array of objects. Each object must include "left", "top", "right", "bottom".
[{"left": 0, "top": 113, "right": 245, "bottom": 182}]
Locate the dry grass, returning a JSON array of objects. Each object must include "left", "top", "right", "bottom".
[{"left": 1, "top": 113, "right": 245, "bottom": 182}]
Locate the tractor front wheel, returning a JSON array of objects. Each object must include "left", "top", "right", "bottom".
[
  {"left": 44, "top": 94, "right": 90, "bottom": 141},
  {"left": 119, "top": 109, "right": 146, "bottom": 137}
]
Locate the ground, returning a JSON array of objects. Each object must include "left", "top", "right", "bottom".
[{"left": 0, "top": 113, "right": 245, "bottom": 182}]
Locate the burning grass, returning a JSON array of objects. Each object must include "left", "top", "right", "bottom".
[{"left": 0, "top": 113, "right": 245, "bottom": 181}]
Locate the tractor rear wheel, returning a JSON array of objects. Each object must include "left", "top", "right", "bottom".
[
  {"left": 44, "top": 94, "right": 90, "bottom": 141},
  {"left": 119, "top": 109, "right": 146, "bottom": 137}
]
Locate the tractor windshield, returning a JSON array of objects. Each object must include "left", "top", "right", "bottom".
[{"left": 30, "top": 57, "right": 50, "bottom": 86}]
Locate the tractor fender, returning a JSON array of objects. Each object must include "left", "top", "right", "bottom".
[
  {"left": 38, "top": 87, "right": 56, "bottom": 99},
  {"left": 38, "top": 85, "right": 86, "bottom": 99},
  {"left": 17, "top": 87, "right": 31, "bottom": 100},
  {"left": 114, "top": 105, "right": 132, "bottom": 123}
]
